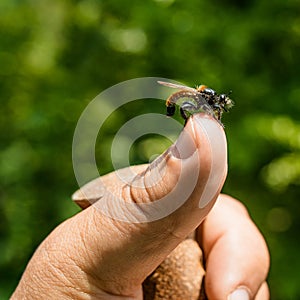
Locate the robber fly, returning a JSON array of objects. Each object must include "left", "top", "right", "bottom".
[{"left": 158, "top": 81, "right": 234, "bottom": 125}]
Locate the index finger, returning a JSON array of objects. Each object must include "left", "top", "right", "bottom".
[{"left": 197, "top": 194, "right": 270, "bottom": 299}]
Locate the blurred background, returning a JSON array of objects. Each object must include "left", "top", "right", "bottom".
[{"left": 0, "top": 0, "right": 299, "bottom": 298}]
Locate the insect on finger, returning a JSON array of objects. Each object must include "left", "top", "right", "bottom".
[{"left": 158, "top": 80, "right": 234, "bottom": 125}]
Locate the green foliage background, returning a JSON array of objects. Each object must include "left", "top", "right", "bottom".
[{"left": 1, "top": 0, "right": 300, "bottom": 298}]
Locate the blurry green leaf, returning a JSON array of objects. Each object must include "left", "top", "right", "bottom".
[{"left": 1, "top": 0, "right": 300, "bottom": 298}]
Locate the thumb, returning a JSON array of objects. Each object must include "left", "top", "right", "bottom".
[
  {"left": 13, "top": 113, "right": 227, "bottom": 300},
  {"left": 71, "top": 113, "right": 227, "bottom": 295}
]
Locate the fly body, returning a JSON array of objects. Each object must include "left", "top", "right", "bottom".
[{"left": 158, "top": 81, "right": 234, "bottom": 125}]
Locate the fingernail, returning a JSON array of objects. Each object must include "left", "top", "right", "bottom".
[
  {"left": 192, "top": 114, "right": 228, "bottom": 208},
  {"left": 170, "top": 114, "right": 220, "bottom": 159},
  {"left": 192, "top": 113, "right": 224, "bottom": 134},
  {"left": 170, "top": 125, "right": 197, "bottom": 159},
  {"left": 228, "top": 288, "right": 250, "bottom": 300}
]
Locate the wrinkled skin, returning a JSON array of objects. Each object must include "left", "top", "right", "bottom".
[{"left": 12, "top": 114, "right": 270, "bottom": 300}]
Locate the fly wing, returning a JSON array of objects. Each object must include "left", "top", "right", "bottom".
[
  {"left": 157, "top": 81, "right": 198, "bottom": 93},
  {"left": 159, "top": 81, "right": 221, "bottom": 124}
]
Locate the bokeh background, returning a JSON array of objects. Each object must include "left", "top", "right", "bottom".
[{"left": 1, "top": 0, "right": 299, "bottom": 298}]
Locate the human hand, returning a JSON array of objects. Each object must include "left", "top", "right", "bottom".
[
  {"left": 12, "top": 114, "right": 269, "bottom": 300},
  {"left": 198, "top": 194, "right": 270, "bottom": 299}
]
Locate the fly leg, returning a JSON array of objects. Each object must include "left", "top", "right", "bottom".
[
  {"left": 212, "top": 103, "right": 222, "bottom": 120},
  {"left": 180, "top": 101, "right": 197, "bottom": 125}
]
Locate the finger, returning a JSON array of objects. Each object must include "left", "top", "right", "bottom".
[
  {"left": 70, "top": 113, "right": 228, "bottom": 295},
  {"left": 198, "top": 194, "right": 270, "bottom": 300},
  {"left": 13, "top": 114, "right": 228, "bottom": 299}
]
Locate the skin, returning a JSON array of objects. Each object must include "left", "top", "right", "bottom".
[{"left": 11, "top": 114, "right": 270, "bottom": 300}]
